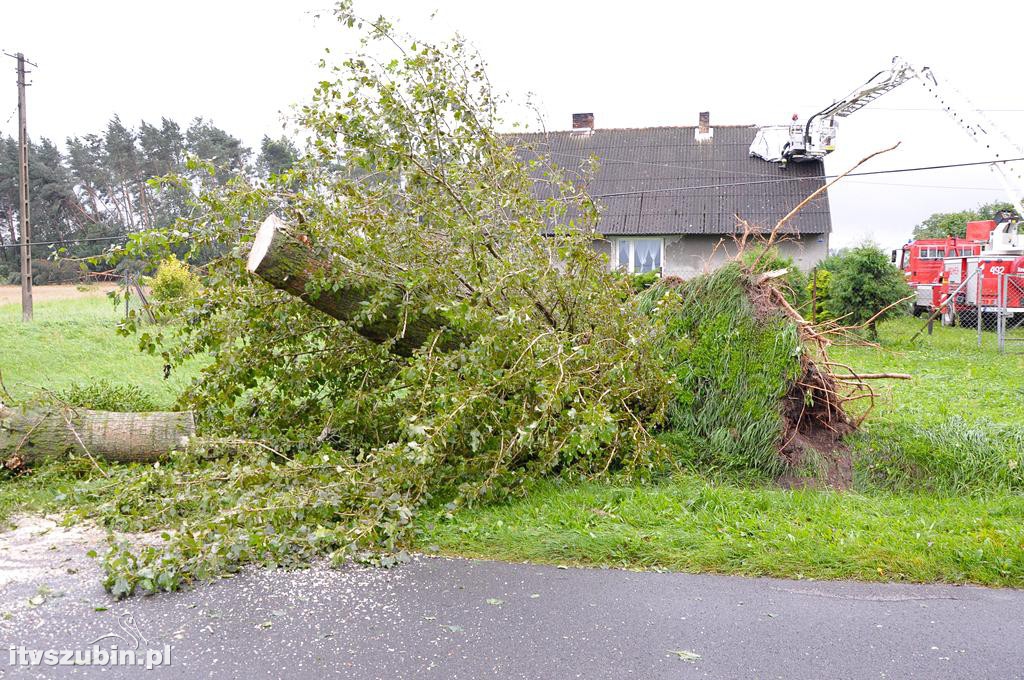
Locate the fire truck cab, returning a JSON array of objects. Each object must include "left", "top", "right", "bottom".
[{"left": 895, "top": 234, "right": 983, "bottom": 316}]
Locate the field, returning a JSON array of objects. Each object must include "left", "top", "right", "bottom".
[
  {"left": 2, "top": 292, "right": 1023, "bottom": 586},
  {"left": 0, "top": 285, "right": 198, "bottom": 408}
]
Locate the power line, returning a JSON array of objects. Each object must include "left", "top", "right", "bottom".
[
  {"left": 587, "top": 156, "right": 1024, "bottom": 199},
  {"left": 542, "top": 149, "right": 1024, "bottom": 190},
  {"left": 540, "top": 148, "right": 1019, "bottom": 184},
  {"left": 860, "top": 107, "right": 1024, "bottom": 112},
  {"left": 0, "top": 234, "right": 130, "bottom": 249}
]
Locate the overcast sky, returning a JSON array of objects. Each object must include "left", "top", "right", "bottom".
[{"left": 3, "top": 0, "right": 1023, "bottom": 250}]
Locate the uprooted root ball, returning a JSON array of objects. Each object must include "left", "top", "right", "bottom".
[{"left": 643, "top": 263, "right": 860, "bottom": 488}]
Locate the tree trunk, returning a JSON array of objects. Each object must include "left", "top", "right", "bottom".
[
  {"left": 1, "top": 405, "right": 195, "bottom": 468},
  {"left": 245, "top": 214, "right": 450, "bottom": 357}
]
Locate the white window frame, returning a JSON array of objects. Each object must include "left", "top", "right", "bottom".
[{"left": 611, "top": 237, "right": 665, "bottom": 274}]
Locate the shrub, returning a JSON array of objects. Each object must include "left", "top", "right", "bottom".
[
  {"left": 631, "top": 271, "right": 661, "bottom": 292},
  {"left": 57, "top": 380, "right": 157, "bottom": 412},
  {"left": 149, "top": 257, "right": 198, "bottom": 302},
  {"left": 826, "top": 245, "right": 912, "bottom": 339}
]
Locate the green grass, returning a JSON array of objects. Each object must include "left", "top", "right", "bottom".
[
  {"left": 0, "top": 294, "right": 200, "bottom": 408},
  {"left": 832, "top": 317, "right": 1024, "bottom": 494},
  {"left": 419, "top": 476, "right": 1024, "bottom": 586}
]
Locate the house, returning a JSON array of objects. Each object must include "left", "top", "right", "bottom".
[{"left": 517, "top": 113, "right": 832, "bottom": 278}]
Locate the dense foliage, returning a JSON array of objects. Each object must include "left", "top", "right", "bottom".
[
  {"left": 644, "top": 265, "right": 803, "bottom": 475},
  {"left": 149, "top": 257, "right": 198, "bottom": 302},
  {"left": 805, "top": 267, "right": 832, "bottom": 323},
  {"left": 0, "top": 116, "right": 297, "bottom": 270},
  {"left": 98, "top": 6, "right": 676, "bottom": 596}
]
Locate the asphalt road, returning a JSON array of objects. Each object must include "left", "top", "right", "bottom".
[{"left": 2, "top": 519, "right": 1023, "bottom": 679}]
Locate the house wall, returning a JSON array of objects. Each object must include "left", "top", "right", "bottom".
[{"left": 593, "top": 233, "right": 830, "bottom": 278}]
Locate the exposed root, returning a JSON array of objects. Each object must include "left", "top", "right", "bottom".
[{"left": 738, "top": 264, "right": 911, "bottom": 490}]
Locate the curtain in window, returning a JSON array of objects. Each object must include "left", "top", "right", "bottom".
[{"left": 633, "top": 239, "right": 661, "bottom": 273}]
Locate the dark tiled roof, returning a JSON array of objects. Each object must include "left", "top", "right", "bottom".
[{"left": 514, "top": 126, "right": 831, "bottom": 235}]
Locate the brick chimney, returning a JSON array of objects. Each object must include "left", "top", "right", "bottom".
[
  {"left": 572, "top": 112, "right": 595, "bottom": 136},
  {"left": 695, "top": 111, "right": 713, "bottom": 142}
]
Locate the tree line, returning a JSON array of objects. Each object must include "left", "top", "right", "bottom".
[
  {"left": 911, "top": 200, "right": 1015, "bottom": 240},
  {"left": 0, "top": 116, "right": 298, "bottom": 280}
]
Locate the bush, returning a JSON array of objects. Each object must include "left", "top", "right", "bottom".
[
  {"left": 57, "top": 380, "right": 157, "bottom": 412},
  {"left": 149, "top": 257, "right": 198, "bottom": 302},
  {"left": 826, "top": 245, "right": 912, "bottom": 339}
]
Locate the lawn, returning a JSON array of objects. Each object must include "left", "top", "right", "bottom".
[{"left": 3, "top": 296, "right": 1023, "bottom": 587}]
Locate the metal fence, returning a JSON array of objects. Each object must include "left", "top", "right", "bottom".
[
  {"left": 996, "top": 273, "right": 1024, "bottom": 353},
  {"left": 930, "top": 269, "right": 1024, "bottom": 352}
]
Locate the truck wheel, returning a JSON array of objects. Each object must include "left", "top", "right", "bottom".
[{"left": 959, "top": 311, "right": 978, "bottom": 328}]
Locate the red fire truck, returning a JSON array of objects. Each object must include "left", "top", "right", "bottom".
[{"left": 897, "top": 215, "right": 1024, "bottom": 325}]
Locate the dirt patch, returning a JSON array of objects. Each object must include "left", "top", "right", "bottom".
[
  {"left": 777, "top": 362, "right": 854, "bottom": 489},
  {"left": 0, "top": 284, "right": 117, "bottom": 306}
]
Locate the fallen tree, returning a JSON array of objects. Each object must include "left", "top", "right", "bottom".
[{"left": 1, "top": 405, "right": 194, "bottom": 469}]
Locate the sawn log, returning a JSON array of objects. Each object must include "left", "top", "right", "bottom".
[{"left": 2, "top": 405, "right": 195, "bottom": 468}]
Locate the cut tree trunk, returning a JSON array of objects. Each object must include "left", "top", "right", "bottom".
[
  {"left": 245, "top": 214, "right": 450, "bottom": 357},
  {"left": 1, "top": 405, "right": 195, "bottom": 469}
]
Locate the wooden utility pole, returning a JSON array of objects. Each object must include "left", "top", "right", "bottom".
[{"left": 7, "top": 52, "right": 33, "bottom": 321}]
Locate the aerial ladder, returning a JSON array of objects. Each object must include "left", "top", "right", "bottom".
[{"left": 749, "top": 56, "right": 1024, "bottom": 252}]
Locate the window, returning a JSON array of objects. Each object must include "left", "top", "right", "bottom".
[
  {"left": 918, "top": 246, "right": 945, "bottom": 260},
  {"left": 613, "top": 238, "right": 663, "bottom": 274}
]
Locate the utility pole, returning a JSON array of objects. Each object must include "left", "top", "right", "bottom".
[{"left": 6, "top": 52, "right": 34, "bottom": 321}]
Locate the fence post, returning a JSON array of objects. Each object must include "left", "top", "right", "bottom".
[
  {"left": 1003, "top": 274, "right": 1011, "bottom": 352},
  {"left": 977, "top": 269, "right": 983, "bottom": 347}
]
